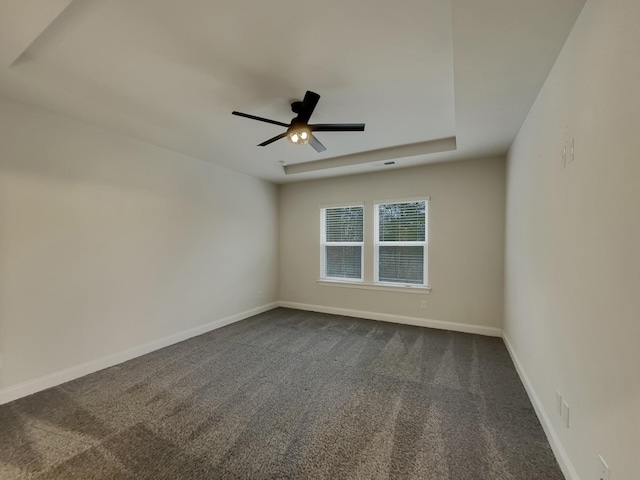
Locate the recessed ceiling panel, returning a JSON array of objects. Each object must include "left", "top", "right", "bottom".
[
  {"left": 0, "top": 0, "right": 587, "bottom": 183},
  {"left": 0, "top": 0, "right": 456, "bottom": 181}
]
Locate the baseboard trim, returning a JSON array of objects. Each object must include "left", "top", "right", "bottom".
[
  {"left": 278, "top": 301, "right": 502, "bottom": 337},
  {"left": 0, "top": 302, "right": 278, "bottom": 405},
  {"left": 502, "top": 333, "right": 579, "bottom": 480}
]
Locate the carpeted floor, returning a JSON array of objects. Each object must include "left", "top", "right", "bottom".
[{"left": 0, "top": 308, "right": 563, "bottom": 479}]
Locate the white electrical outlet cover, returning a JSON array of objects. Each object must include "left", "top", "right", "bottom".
[{"left": 555, "top": 391, "right": 562, "bottom": 415}]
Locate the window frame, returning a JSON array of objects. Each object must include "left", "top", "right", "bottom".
[
  {"left": 319, "top": 204, "right": 365, "bottom": 283},
  {"left": 373, "top": 199, "right": 429, "bottom": 287}
]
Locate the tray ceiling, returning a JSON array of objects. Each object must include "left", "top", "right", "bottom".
[{"left": 0, "top": 0, "right": 585, "bottom": 182}]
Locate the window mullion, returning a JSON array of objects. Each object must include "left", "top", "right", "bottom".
[
  {"left": 325, "top": 241, "right": 364, "bottom": 246},
  {"left": 377, "top": 241, "right": 426, "bottom": 247}
]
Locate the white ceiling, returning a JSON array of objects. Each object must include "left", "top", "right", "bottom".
[{"left": 0, "top": 0, "right": 585, "bottom": 183}]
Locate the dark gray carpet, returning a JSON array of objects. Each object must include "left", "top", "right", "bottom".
[{"left": 0, "top": 308, "right": 563, "bottom": 479}]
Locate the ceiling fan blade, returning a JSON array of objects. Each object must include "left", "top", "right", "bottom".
[
  {"left": 258, "top": 132, "right": 287, "bottom": 146},
  {"left": 232, "top": 111, "right": 289, "bottom": 128},
  {"left": 309, "top": 135, "right": 327, "bottom": 153},
  {"left": 309, "top": 123, "right": 366, "bottom": 132},
  {"left": 297, "top": 91, "right": 321, "bottom": 123}
]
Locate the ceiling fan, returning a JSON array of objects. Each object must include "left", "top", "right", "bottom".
[{"left": 232, "top": 91, "right": 365, "bottom": 153}]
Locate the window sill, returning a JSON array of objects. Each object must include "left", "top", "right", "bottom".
[{"left": 317, "top": 279, "right": 431, "bottom": 294}]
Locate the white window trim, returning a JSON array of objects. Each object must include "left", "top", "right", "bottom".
[
  {"left": 317, "top": 278, "right": 431, "bottom": 294},
  {"left": 373, "top": 199, "right": 429, "bottom": 287},
  {"left": 319, "top": 205, "right": 364, "bottom": 282}
]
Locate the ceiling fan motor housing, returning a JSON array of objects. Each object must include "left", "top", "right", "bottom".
[{"left": 291, "top": 101, "right": 304, "bottom": 114}]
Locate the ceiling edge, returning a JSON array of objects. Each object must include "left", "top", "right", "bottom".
[{"left": 283, "top": 137, "right": 457, "bottom": 175}]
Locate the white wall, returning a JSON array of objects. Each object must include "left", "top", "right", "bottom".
[
  {"left": 279, "top": 157, "right": 505, "bottom": 333},
  {"left": 0, "top": 96, "right": 278, "bottom": 393},
  {"left": 504, "top": 0, "right": 640, "bottom": 478}
]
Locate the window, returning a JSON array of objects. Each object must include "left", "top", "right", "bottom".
[
  {"left": 374, "top": 200, "right": 428, "bottom": 286},
  {"left": 320, "top": 205, "right": 364, "bottom": 281},
  {"left": 318, "top": 200, "right": 429, "bottom": 290}
]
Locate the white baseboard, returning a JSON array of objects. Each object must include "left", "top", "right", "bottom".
[
  {"left": 278, "top": 301, "right": 502, "bottom": 337},
  {"left": 502, "top": 333, "right": 579, "bottom": 480},
  {"left": 0, "top": 302, "right": 278, "bottom": 405}
]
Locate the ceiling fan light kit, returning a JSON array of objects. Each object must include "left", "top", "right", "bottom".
[
  {"left": 232, "top": 90, "right": 365, "bottom": 153},
  {"left": 287, "top": 124, "right": 311, "bottom": 145}
]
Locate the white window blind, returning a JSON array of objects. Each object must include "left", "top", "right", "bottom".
[
  {"left": 374, "top": 200, "right": 428, "bottom": 286},
  {"left": 320, "top": 205, "right": 364, "bottom": 281}
]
